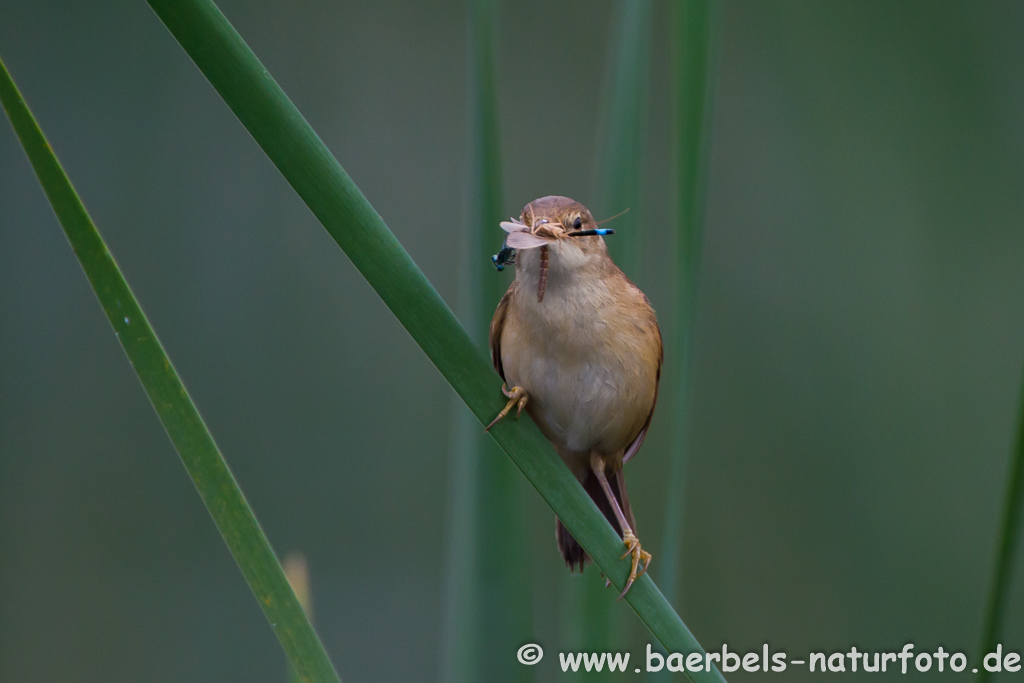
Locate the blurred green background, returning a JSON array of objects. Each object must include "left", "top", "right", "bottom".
[{"left": 3, "top": 1, "right": 1024, "bottom": 680}]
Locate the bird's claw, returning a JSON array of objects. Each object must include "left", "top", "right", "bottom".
[
  {"left": 484, "top": 384, "right": 528, "bottom": 432},
  {"left": 617, "top": 530, "right": 652, "bottom": 599}
]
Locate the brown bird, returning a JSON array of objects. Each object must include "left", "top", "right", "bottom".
[{"left": 485, "top": 195, "right": 662, "bottom": 597}]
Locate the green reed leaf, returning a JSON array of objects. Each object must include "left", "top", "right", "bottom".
[
  {"left": 978, "top": 372, "right": 1024, "bottom": 683},
  {"left": 658, "top": 0, "right": 718, "bottom": 611},
  {"left": 441, "top": 0, "right": 534, "bottom": 681},
  {"left": 0, "top": 56, "right": 341, "bottom": 683}
]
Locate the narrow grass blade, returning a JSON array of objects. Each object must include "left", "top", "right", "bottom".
[
  {"left": 0, "top": 57, "right": 341, "bottom": 683},
  {"left": 143, "top": 1, "right": 726, "bottom": 678},
  {"left": 442, "top": 1, "right": 533, "bottom": 681},
  {"left": 440, "top": 406, "right": 482, "bottom": 682},
  {"left": 575, "top": 1, "right": 654, "bottom": 672},
  {"left": 657, "top": 0, "right": 718, "bottom": 620},
  {"left": 468, "top": 7, "right": 534, "bottom": 680},
  {"left": 978, "top": 373, "right": 1024, "bottom": 683},
  {"left": 594, "top": 0, "right": 653, "bottom": 280}
]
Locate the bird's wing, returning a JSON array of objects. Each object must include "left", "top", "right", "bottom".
[
  {"left": 489, "top": 285, "right": 514, "bottom": 381},
  {"left": 623, "top": 320, "right": 663, "bottom": 465}
]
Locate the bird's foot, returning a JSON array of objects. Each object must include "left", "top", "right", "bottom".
[
  {"left": 484, "top": 384, "right": 528, "bottom": 432},
  {"left": 617, "top": 530, "right": 652, "bottom": 599}
]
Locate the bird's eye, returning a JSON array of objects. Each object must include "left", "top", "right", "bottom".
[{"left": 573, "top": 217, "right": 582, "bottom": 230}]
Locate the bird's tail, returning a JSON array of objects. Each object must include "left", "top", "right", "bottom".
[{"left": 556, "top": 467, "right": 636, "bottom": 572}]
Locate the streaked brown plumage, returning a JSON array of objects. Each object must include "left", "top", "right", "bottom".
[{"left": 486, "top": 195, "right": 662, "bottom": 597}]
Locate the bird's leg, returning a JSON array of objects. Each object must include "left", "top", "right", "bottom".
[
  {"left": 484, "top": 384, "right": 528, "bottom": 432},
  {"left": 590, "top": 453, "right": 652, "bottom": 599}
]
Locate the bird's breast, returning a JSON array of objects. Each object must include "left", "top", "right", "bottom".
[{"left": 499, "top": 272, "right": 659, "bottom": 456}]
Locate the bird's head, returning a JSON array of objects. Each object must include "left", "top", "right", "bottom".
[{"left": 496, "top": 196, "right": 615, "bottom": 300}]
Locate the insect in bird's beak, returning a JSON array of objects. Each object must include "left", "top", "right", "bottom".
[
  {"left": 495, "top": 217, "right": 615, "bottom": 302},
  {"left": 566, "top": 228, "right": 615, "bottom": 238},
  {"left": 492, "top": 245, "right": 516, "bottom": 271},
  {"left": 497, "top": 218, "right": 615, "bottom": 249}
]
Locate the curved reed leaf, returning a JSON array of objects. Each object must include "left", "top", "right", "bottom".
[
  {"left": 142, "top": 0, "right": 726, "bottom": 679},
  {"left": 468, "top": 0, "right": 535, "bottom": 678},
  {"left": 577, "top": 0, "right": 654, "bottom": 674},
  {"left": 0, "top": 57, "right": 341, "bottom": 683},
  {"left": 650, "top": 5, "right": 717, "bottom": 678},
  {"left": 442, "top": 0, "right": 533, "bottom": 681},
  {"left": 978, "top": 372, "right": 1024, "bottom": 683}
]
